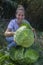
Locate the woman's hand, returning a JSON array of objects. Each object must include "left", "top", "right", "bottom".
[
  {"left": 32, "top": 28, "right": 37, "bottom": 42},
  {"left": 4, "top": 28, "right": 16, "bottom": 37}
]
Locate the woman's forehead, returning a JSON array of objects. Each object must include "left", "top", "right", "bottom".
[{"left": 16, "top": 9, "right": 25, "bottom": 14}]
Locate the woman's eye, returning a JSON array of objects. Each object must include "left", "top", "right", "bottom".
[
  {"left": 18, "top": 14, "right": 21, "bottom": 16},
  {"left": 18, "top": 14, "right": 24, "bottom": 16},
  {"left": 22, "top": 15, "right": 24, "bottom": 16}
]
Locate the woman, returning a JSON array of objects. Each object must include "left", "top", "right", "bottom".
[{"left": 4, "top": 5, "right": 33, "bottom": 50}]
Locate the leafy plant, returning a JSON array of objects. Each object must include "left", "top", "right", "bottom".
[{"left": 9, "top": 47, "right": 39, "bottom": 65}]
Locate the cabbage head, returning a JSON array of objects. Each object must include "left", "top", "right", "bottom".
[
  {"left": 9, "top": 47, "right": 39, "bottom": 64},
  {"left": 14, "top": 26, "right": 34, "bottom": 48},
  {"left": 24, "top": 49, "right": 39, "bottom": 63}
]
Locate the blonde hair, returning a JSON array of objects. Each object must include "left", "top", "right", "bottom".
[{"left": 16, "top": 5, "right": 25, "bottom": 14}]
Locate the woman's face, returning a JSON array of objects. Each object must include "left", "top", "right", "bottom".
[{"left": 16, "top": 10, "right": 25, "bottom": 22}]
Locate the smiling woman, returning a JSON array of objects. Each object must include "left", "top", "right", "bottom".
[{"left": 4, "top": 5, "right": 33, "bottom": 49}]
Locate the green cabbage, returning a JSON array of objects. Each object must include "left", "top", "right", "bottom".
[
  {"left": 9, "top": 47, "right": 39, "bottom": 64},
  {"left": 20, "top": 20, "right": 32, "bottom": 29},
  {"left": 9, "top": 47, "right": 24, "bottom": 61},
  {"left": 24, "top": 49, "right": 39, "bottom": 63},
  {"left": 14, "top": 26, "right": 34, "bottom": 47}
]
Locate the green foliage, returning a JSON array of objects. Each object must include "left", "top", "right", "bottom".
[
  {"left": 0, "top": 21, "right": 8, "bottom": 48},
  {"left": 0, "top": 49, "right": 16, "bottom": 65},
  {"left": 9, "top": 47, "right": 39, "bottom": 65}
]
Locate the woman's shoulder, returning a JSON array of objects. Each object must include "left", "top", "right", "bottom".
[
  {"left": 9, "top": 18, "right": 17, "bottom": 25},
  {"left": 10, "top": 18, "right": 16, "bottom": 22}
]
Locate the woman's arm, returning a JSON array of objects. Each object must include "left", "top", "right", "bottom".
[{"left": 4, "top": 28, "right": 16, "bottom": 37}]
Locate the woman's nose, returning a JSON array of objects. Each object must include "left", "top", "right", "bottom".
[{"left": 19, "top": 15, "right": 23, "bottom": 19}]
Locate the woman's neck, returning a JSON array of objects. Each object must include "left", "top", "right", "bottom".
[{"left": 17, "top": 19, "right": 22, "bottom": 25}]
